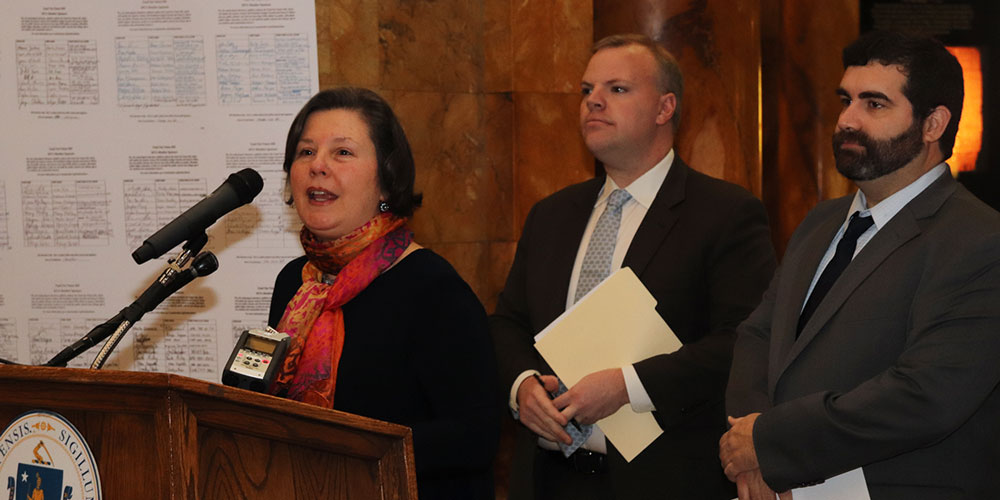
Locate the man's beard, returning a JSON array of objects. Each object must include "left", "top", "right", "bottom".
[{"left": 833, "top": 119, "right": 924, "bottom": 181}]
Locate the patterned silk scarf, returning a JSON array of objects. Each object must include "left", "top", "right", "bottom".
[{"left": 271, "top": 212, "right": 412, "bottom": 408}]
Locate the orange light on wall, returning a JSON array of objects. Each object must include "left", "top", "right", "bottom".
[{"left": 946, "top": 46, "right": 982, "bottom": 176}]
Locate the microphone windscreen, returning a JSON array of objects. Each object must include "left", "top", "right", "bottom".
[{"left": 228, "top": 168, "right": 264, "bottom": 204}]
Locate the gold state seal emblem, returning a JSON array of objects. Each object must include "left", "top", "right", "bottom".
[{"left": 0, "top": 411, "right": 101, "bottom": 500}]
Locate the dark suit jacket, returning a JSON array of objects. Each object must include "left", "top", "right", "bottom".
[
  {"left": 727, "top": 171, "right": 1000, "bottom": 499},
  {"left": 491, "top": 157, "right": 776, "bottom": 499}
]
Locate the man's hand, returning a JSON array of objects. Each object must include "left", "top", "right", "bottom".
[
  {"left": 720, "top": 413, "right": 761, "bottom": 481},
  {"left": 723, "top": 414, "right": 792, "bottom": 500},
  {"left": 552, "top": 368, "right": 629, "bottom": 425},
  {"left": 516, "top": 374, "right": 572, "bottom": 444},
  {"left": 735, "top": 469, "right": 791, "bottom": 500}
]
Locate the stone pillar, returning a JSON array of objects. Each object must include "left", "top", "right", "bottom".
[
  {"left": 760, "top": 0, "right": 857, "bottom": 254},
  {"left": 594, "top": 0, "right": 763, "bottom": 196}
]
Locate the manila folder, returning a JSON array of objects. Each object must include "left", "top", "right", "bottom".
[{"left": 534, "top": 267, "right": 682, "bottom": 462}]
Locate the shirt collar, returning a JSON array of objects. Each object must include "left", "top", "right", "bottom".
[
  {"left": 595, "top": 149, "right": 674, "bottom": 209},
  {"left": 848, "top": 162, "right": 948, "bottom": 229}
]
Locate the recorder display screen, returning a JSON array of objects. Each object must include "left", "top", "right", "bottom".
[{"left": 246, "top": 335, "right": 276, "bottom": 355}]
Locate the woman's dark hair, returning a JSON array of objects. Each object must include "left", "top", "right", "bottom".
[
  {"left": 842, "top": 30, "right": 964, "bottom": 160},
  {"left": 283, "top": 87, "right": 422, "bottom": 216}
]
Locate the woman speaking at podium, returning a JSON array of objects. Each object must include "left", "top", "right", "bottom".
[{"left": 267, "top": 87, "right": 499, "bottom": 499}]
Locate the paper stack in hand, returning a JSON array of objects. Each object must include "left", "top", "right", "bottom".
[{"left": 534, "top": 267, "right": 682, "bottom": 462}]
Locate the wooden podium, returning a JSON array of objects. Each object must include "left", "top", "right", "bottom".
[{"left": 0, "top": 365, "right": 417, "bottom": 499}]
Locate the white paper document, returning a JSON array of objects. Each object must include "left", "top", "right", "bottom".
[
  {"left": 533, "top": 267, "right": 682, "bottom": 462},
  {"left": 731, "top": 468, "right": 869, "bottom": 500},
  {"left": 794, "top": 468, "right": 870, "bottom": 500}
]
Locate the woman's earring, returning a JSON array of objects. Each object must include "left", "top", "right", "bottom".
[{"left": 378, "top": 200, "right": 390, "bottom": 213}]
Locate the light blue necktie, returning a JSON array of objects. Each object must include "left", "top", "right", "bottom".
[
  {"left": 558, "top": 188, "right": 631, "bottom": 456},
  {"left": 575, "top": 188, "right": 632, "bottom": 302}
]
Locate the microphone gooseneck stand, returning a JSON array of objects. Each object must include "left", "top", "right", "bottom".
[{"left": 45, "top": 233, "right": 218, "bottom": 369}]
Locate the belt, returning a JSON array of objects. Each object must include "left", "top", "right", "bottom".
[{"left": 543, "top": 448, "right": 608, "bottom": 475}]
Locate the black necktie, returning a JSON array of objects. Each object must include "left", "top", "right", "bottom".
[{"left": 797, "top": 212, "right": 874, "bottom": 336}]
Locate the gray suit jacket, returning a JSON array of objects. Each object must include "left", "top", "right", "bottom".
[
  {"left": 727, "top": 171, "right": 1000, "bottom": 499},
  {"left": 493, "top": 158, "right": 776, "bottom": 499}
]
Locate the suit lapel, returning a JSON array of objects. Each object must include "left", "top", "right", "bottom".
[
  {"left": 622, "top": 157, "right": 686, "bottom": 275},
  {"left": 791, "top": 216, "right": 918, "bottom": 345},
  {"left": 767, "top": 204, "right": 848, "bottom": 392},
  {"left": 771, "top": 171, "right": 957, "bottom": 390},
  {"left": 542, "top": 179, "right": 604, "bottom": 321}
]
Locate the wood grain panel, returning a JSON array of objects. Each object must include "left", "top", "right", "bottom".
[{"left": 0, "top": 365, "right": 417, "bottom": 499}]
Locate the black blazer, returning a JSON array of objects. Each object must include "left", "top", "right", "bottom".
[
  {"left": 491, "top": 157, "right": 776, "bottom": 499},
  {"left": 727, "top": 171, "right": 1000, "bottom": 498}
]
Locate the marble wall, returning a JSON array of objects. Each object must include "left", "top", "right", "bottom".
[
  {"left": 312, "top": 0, "right": 859, "bottom": 304},
  {"left": 595, "top": 0, "right": 764, "bottom": 195},
  {"left": 761, "top": 0, "right": 859, "bottom": 254},
  {"left": 314, "top": 0, "right": 593, "bottom": 311}
]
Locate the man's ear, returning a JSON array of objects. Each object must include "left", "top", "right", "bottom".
[
  {"left": 922, "top": 105, "right": 952, "bottom": 143},
  {"left": 656, "top": 93, "right": 677, "bottom": 126}
]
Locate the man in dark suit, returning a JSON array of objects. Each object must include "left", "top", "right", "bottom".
[
  {"left": 721, "top": 31, "right": 1000, "bottom": 500},
  {"left": 491, "top": 33, "right": 775, "bottom": 499}
]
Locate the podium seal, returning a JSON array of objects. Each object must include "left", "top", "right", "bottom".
[{"left": 0, "top": 410, "right": 102, "bottom": 500}]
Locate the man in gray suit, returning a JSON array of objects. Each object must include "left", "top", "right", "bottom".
[{"left": 721, "top": 30, "right": 1000, "bottom": 499}]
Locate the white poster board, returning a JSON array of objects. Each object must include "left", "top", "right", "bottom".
[{"left": 0, "top": 0, "right": 318, "bottom": 380}]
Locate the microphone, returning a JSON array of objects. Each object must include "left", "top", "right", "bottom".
[
  {"left": 46, "top": 251, "right": 220, "bottom": 367},
  {"left": 131, "top": 168, "right": 264, "bottom": 264},
  {"left": 158, "top": 251, "right": 220, "bottom": 298}
]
